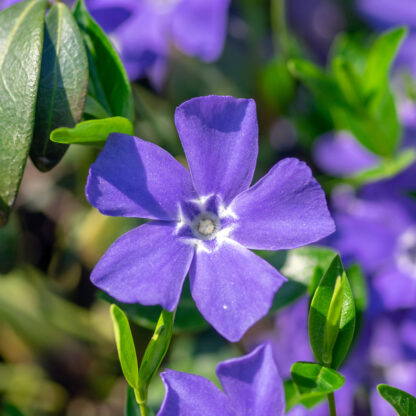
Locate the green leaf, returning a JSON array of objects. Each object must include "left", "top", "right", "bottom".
[
  {"left": 50, "top": 117, "right": 134, "bottom": 145},
  {"left": 137, "top": 309, "right": 175, "bottom": 403},
  {"left": 110, "top": 304, "right": 139, "bottom": 391},
  {"left": 30, "top": 2, "right": 88, "bottom": 172},
  {"left": 125, "top": 385, "right": 140, "bottom": 416},
  {"left": 73, "top": 0, "right": 133, "bottom": 122},
  {"left": 377, "top": 384, "right": 416, "bottom": 416},
  {"left": 0, "top": 0, "right": 47, "bottom": 226},
  {"left": 346, "top": 149, "right": 416, "bottom": 187},
  {"left": 291, "top": 361, "right": 345, "bottom": 399},
  {"left": 309, "top": 255, "right": 356, "bottom": 369}
]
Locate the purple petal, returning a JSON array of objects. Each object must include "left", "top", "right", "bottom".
[
  {"left": 373, "top": 265, "right": 416, "bottom": 310},
  {"left": 157, "top": 370, "right": 234, "bottom": 416},
  {"left": 216, "top": 343, "right": 285, "bottom": 416},
  {"left": 190, "top": 241, "right": 286, "bottom": 341},
  {"left": 172, "top": 0, "right": 230, "bottom": 61},
  {"left": 86, "top": 134, "right": 196, "bottom": 221},
  {"left": 175, "top": 95, "right": 258, "bottom": 204},
  {"left": 229, "top": 158, "right": 335, "bottom": 250},
  {"left": 90, "top": 221, "right": 194, "bottom": 310},
  {"left": 313, "top": 131, "right": 378, "bottom": 177}
]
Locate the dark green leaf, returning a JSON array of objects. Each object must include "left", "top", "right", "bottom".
[
  {"left": 137, "top": 309, "right": 174, "bottom": 403},
  {"left": 309, "top": 255, "right": 356, "bottom": 369},
  {"left": 110, "top": 304, "right": 139, "bottom": 390},
  {"left": 377, "top": 384, "right": 416, "bottom": 416},
  {"left": 0, "top": 0, "right": 47, "bottom": 226},
  {"left": 30, "top": 2, "right": 88, "bottom": 171},
  {"left": 125, "top": 385, "right": 140, "bottom": 416},
  {"left": 73, "top": 0, "right": 133, "bottom": 122},
  {"left": 50, "top": 117, "right": 134, "bottom": 145}
]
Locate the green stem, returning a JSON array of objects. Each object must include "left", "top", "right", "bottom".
[
  {"left": 139, "top": 403, "right": 148, "bottom": 416},
  {"left": 328, "top": 392, "right": 337, "bottom": 416},
  {"left": 271, "top": 0, "right": 290, "bottom": 58},
  {"left": 135, "top": 389, "right": 148, "bottom": 416}
]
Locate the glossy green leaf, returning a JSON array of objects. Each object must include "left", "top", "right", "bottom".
[
  {"left": 50, "top": 117, "right": 134, "bottom": 145},
  {"left": 30, "top": 2, "right": 88, "bottom": 172},
  {"left": 377, "top": 384, "right": 416, "bottom": 416},
  {"left": 110, "top": 304, "right": 139, "bottom": 391},
  {"left": 73, "top": 0, "right": 133, "bottom": 122},
  {"left": 309, "top": 255, "right": 356, "bottom": 369},
  {"left": 291, "top": 362, "right": 344, "bottom": 397},
  {"left": 137, "top": 309, "right": 175, "bottom": 403},
  {"left": 346, "top": 149, "right": 416, "bottom": 187},
  {"left": 0, "top": 0, "right": 47, "bottom": 226}
]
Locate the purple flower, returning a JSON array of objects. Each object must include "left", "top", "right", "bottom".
[
  {"left": 157, "top": 343, "right": 285, "bottom": 416},
  {"left": 86, "top": 95, "right": 335, "bottom": 341},
  {"left": 330, "top": 189, "right": 416, "bottom": 310},
  {"left": 85, "top": 0, "right": 230, "bottom": 87}
]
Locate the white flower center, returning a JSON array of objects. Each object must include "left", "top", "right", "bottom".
[
  {"left": 191, "top": 212, "right": 221, "bottom": 241},
  {"left": 396, "top": 226, "right": 416, "bottom": 279}
]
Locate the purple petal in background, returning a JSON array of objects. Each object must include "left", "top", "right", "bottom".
[
  {"left": 190, "top": 240, "right": 286, "bottom": 342},
  {"left": 229, "top": 158, "right": 335, "bottom": 250},
  {"left": 313, "top": 131, "right": 378, "bottom": 177},
  {"left": 90, "top": 221, "right": 194, "bottom": 310},
  {"left": 158, "top": 370, "right": 235, "bottom": 416},
  {"left": 216, "top": 343, "right": 285, "bottom": 416},
  {"left": 175, "top": 95, "right": 258, "bottom": 204},
  {"left": 172, "top": 0, "right": 230, "bottom": 61},
  {"left": 86, "top": 134, "right": 196, "bottom": 221}
]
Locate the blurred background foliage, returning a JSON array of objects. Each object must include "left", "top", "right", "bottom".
[{"left": 0, "top": 0, "right": 416, "bottom": 414}]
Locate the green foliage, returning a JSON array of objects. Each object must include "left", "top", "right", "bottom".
[
  {"left": 110, "top": 304, "right": 140, "bottom": 391},
  {"left": 137, "top": 309, "right": 175, "bottom": 404},
  {"left": 377, "top": 384, "right": 416, "bottom": 415},
  {"left": 50, "top": 117, "right": 134, "bottom": 145},
  {"left": 125, "top": 386, "right": 141, "bottom": 416},
  {"left": 0, "top": 0, "right": 47, "bottom": 226},
  {"left": 289, "top": 27, "right": 407, "bottom": 157},
  {"left": 30, "top": 2, "right": 88, "bottom": 172},
  {"left": 285, "top": 362, "right": 345, "bottom": 411},
  {"left": 309, "top": 256, "right": 356, "bottom": 369},
  {"left": 73, "top": 0, "right": 134, "bottom": 122}
]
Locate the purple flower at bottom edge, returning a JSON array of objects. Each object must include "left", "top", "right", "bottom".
[
  {"left": 157, "top": 343, "right": 285, "bottom": 416},
  {"left": 86, "top": 95, "right": 335, "bottom": 342}
]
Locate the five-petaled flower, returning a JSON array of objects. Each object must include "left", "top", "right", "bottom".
[
  {"left": 86, "top": 95, "right": 335, "bottom": 341},
  {"left": 157, "top": 343, "right": 285, "bottom": 416}
]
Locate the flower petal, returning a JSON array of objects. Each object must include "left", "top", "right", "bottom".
[
  {"left": 190, "top": 241, "right": 286, "bottom": 342},
  {"left": 216, "top": 343, "right": 285, "bottom": 416},
  {"left": 229, "top": 158, "right": 335, "bottom": 250},
  {"left": 158, "top": 370, "right": 235, "bottom": 416},
  {"left": 86, "top": 133, "right": 196, "bottom": 220},
  {"left": 172, "top": 0, "right": 230, "bottom": 62},
  {"left": 90, "top": 221, "right": 194, "bottom": 311},
  {"left": 175, "top": 95, "right": 258, "bottom": 204}
]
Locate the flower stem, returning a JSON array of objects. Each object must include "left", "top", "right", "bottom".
[
  {"left": 135, "top": 389, "right": 148, "bottom": 416},
  {"left": 271, "top": 0, "right": 290, "bottom": 58},
  {"left": 328, "top": 392, "right": 337, "bottom": 416},
  {"left": 139, "top": 402, "right": 148, "bottom": 416}
]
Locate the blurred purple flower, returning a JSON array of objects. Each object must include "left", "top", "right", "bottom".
[
  {"left": 157, "top": 343, "right": 285, "bottom": 416},
  {"left": 86, "top": 0, "right": 230, "bottom": 87},
  {"left": 86, "top": 95, "right": 335, "bottom": 342},
  {"left": 356, "top": 0, "right": 416, "bottom": 74}
]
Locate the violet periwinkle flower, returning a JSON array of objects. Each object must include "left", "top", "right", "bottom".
[
  {"left": 85, "top": 0, "right": 230, "bottom": 87},
  {"left": 157, "top": 343, "right": 285, "bottom": 416},
  {"left": 86, "top": 95, "right": 335, "bottom": 342}
]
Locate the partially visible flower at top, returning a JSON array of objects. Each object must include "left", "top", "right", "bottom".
[
  {"left": 356, "top": 0, "right": 416, "bottom": 74},
  {"left": 86, "top": 95, "right": 335, "bottom": 342},
  {"left": 86, "top": 0, "right": 230, "bottom": 88},
  {"left": 157, "top": 343, "right": 285, "bottom": 416}
]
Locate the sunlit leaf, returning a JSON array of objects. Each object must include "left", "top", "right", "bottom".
[{"left": 378, "top": 384, "right": 416, "bottom": 416}]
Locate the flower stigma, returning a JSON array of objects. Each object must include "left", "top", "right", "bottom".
[{"left": 192, "top": 212, "right": 221, "bottom": 241}]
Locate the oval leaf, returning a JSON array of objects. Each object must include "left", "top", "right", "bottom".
[
  {"left": 309, "top": 255, "right": 356, "bottom": 369},
  {"left": 137, "top": 309, "right": 175, "bottom": 403},
  {"left": 378, "top": 384, "right": 416, "bottom": 416},
  {"left": 30, "top": 2, "right": 88, "bottom": 171},
  {"left": 0, "top": 0, "right": 47, "bottom": 226},
  {"left": 73, "top": 0, "right": 133, "bottom": 122},
  {"left": 50, "top": 116, "right": 134, "bottom": 145},
  {"left": 110, "top": 304, "right": 139, "bottom": 391}
]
